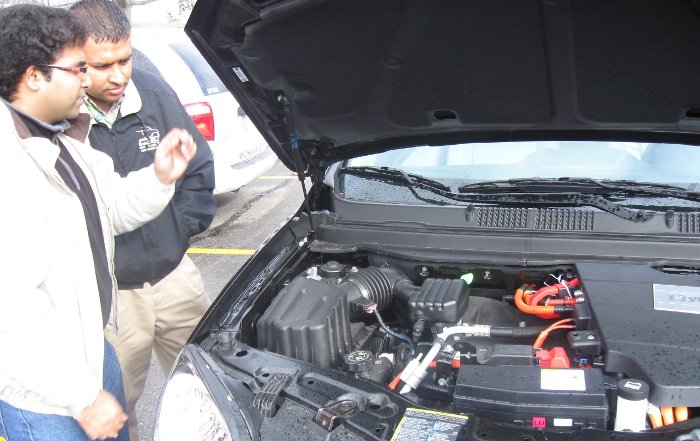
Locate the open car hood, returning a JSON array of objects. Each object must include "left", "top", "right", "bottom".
[{"left": 185, "top": 0, "right": 700, "bottom": 171}]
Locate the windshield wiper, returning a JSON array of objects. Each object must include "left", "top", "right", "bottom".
[
  {"left": 458, "top": 177, "right": 700, "bottom": 202},
  {"left": 340, "top": 166, "right": 452, "bottom": 202},
  {"left": 341, "top": 167, "right": 654, "bottom": 222}
]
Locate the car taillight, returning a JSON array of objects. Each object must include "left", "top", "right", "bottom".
[{"left": 184, "top": 102, "right": 214, "bottom": 141}]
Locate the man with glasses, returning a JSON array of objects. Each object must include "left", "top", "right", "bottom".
[
  {"left": 36, "top": 64, "right": 89, "bottom": 74},
  {"left": 0, "top": 5, "right": 197, "bottom": 440},
  {"left": 68, "top": 2, "right": 215, "bottom": 439}
]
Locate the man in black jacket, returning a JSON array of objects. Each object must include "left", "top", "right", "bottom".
[{"left": 69, "top": 1, "right": 216, "bottom": 439}]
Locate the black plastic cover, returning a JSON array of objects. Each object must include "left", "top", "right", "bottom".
[
  {"left": 476, "top": 344, "right": 534, "bottom": 366},
  {"left": 256, "top": 277, "right": 353, "bottom": 368},
  {"left": 575, "top": 262, "right": 700, "bottom": 406},
  {"left": 407, "top": 278, "right": 469, "bottom": 323},
  {"left": 453, "top": 365, "right": 608, "bottom": 429}
]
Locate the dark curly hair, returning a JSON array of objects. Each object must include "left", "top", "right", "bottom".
[
  {"left": 0, "top": 4, "right": 87, "bottom": 101},
  {"left": 69, "top": 0, "right": 131, "bottom": 44}
]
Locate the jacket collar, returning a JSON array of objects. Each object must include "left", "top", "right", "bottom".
[
  {"left": 64, "top": 113, "right": 92, "bottom": 143},
  {"left": 1, "top": 100, "right": 60, "bottom": 171},
  {"left": 119, "top": 79, "right": 142, "bottom": 117},
  {"left": 1, "top": 97, "right": 71, "bottom": 138},
  {"left": 2, "top": 99, "right": 93, "bottom": 173},
  {"left": 1, "top": 97, "right": 93, "bottom": 145},
  {"left": 82, "top": 79, "right": 141, "bottom": 126}
]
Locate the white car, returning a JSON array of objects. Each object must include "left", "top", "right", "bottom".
[{"left": 131, "top": 27, "right": 278, "bottom": 195}]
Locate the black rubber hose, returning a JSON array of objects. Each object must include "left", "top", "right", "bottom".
[
  {"left": 340, "top": 267, "right": 413, "bottom": 310},
  {"left": 415, "top": 383, "right": 455, "bottom": 401},
  {"left": 490, "top": 326, "right": 545, "bottom": 338}
]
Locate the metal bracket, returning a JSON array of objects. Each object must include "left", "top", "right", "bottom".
[{"left": 313, "top": 400, "right": 360, "bottom": 431}]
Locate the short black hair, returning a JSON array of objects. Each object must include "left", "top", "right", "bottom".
[
  {"left": 69, "top": 0, "right": 131, "bottom": 43},
  {"left": 0, "top": 4, "right": 87, "bottom": 101}
]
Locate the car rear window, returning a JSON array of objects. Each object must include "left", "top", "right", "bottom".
[{"left": 169, "top": 41, "right": 227, "bottom": 97}]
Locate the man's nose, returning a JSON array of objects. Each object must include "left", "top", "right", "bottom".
[{"left": 109, "top": 65, "right": 125, "bottom": 84}]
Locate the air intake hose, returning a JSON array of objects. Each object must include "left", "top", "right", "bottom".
[
  {"left": 339, "top": 267, "right": 414, "bottom": 312},
  {"left": 340, "top": 267, "right": 470, "bottom": 323}
]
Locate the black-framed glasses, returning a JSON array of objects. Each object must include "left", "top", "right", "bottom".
[{"left": 36, "top": 64, "right": 88, "bottom": 75}]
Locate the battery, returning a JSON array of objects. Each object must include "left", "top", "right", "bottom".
[{"left": 453, "top": 364, "right": 608, "bottom": 429}]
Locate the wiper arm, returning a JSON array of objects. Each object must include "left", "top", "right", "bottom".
[
  {"left": 340, "top": 166, "right": 452, "bottom": 197},
  {"left": 587, "top": 179, "right": 700, "bottom": 201},
  {"left": 459, "top": 177, "right": 700, "bottom": 201},
  {"left": 342, "top": 168, "right": 653, "bottom": 221}
]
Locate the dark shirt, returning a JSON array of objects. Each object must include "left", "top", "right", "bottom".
[
  {"left": 86, "top": 68, "right": 215, "bottom": 288},
  {"left": 12, "top": 107, "right": 113, "bottom": 326}
]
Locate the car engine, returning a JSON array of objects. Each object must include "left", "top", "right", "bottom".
[{"left": 248, "top": 256, "right": 699, "bottom": 431}]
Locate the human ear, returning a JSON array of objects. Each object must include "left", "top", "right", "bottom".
[{"left": 24, "top": 66, "right": 46, "bottom": 92}]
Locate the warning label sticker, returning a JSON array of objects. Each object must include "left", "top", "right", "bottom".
[
  {"left": 541, "top": 368, "right": 586, "bottom": 391},
  {"left": 391, "top": 408, "right": 469, "bottom": 441}
]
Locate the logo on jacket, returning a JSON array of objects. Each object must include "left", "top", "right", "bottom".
[{"left": 137, "top": 126, "right": 160, "bottom": 152}]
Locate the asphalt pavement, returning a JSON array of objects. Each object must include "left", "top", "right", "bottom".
[{"left": 135, "top": 159, "right": 304, "bottom": 440}]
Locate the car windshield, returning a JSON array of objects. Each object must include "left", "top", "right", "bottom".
[{"left": 346, "top": 141, "right": 700, "bottom": 189}]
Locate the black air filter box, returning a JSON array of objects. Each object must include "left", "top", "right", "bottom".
[
  {"left": 256, "top": 277, "right": 353, "bottom": 368},
  {"left": 453, "top": 365, "right": 608, "bottom": 429}
]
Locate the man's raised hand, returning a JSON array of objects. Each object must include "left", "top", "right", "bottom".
[{"left": 154, "top": 128, "right": 198, "bottom": 185}]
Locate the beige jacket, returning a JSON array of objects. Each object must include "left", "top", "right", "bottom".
[{"left": 0, "top": 103, "right": 174, "bottom": 417}]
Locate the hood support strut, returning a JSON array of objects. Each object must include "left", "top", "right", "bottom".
[{"left": 279, "top": 93, "right": 315, "bottom": 233}]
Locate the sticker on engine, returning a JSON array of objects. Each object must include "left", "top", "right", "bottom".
[
  {"left": 391, "top": 408, "right": 469, "bottom": 441},
  {"left": 553, "top": 417, "right": 573, "bottom": 427},
  {"left": 653, "top": 284, "right": 700, "bottom": 315},
  {"left": 540, "top": 368, "right": 586, "bottom": 391}
]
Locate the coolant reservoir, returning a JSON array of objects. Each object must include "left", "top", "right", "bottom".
[{"left": 614, "top": 379, "right": 649, "bottom": 432}]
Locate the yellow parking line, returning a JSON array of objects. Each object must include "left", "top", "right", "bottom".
[{"left": 187, "top": 248, "right": 255, "bottom": 255}]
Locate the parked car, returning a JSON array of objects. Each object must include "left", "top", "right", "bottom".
[
  {"left": 131, "top": 28, "right": 278, "bottom": 195},
  {"left": 154, "top": 1, "right": 700, "bottom": 440}
]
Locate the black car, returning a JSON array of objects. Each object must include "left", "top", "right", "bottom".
[{"left": 153, "top": 1, "right": 700, "bottom": 440}]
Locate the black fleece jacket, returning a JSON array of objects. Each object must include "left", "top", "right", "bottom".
[{"left": 87, "top": 68, "right": 215, "bottom": 288}]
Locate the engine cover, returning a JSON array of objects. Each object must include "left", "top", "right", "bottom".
[{"left": 575, "top": 262, "right": 700, "bottom": 406}]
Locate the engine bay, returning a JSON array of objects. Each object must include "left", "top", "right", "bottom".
[{"left": 238, "top": 252, "right": 700, "bottom": 433}]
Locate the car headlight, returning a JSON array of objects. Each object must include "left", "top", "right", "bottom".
[{"left": 154, "top": 348, "right": 232, "bottom": 441}]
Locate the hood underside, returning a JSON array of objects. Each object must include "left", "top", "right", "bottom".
[{"left": 185, "top": 0, "right": 700, "bottom": 169}]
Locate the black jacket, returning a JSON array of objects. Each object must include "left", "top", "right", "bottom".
[{"left": 87, "top": 68, "right": 216, "bottom": 288}]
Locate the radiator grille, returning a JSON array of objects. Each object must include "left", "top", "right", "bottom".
[
  {"left": 476, "top": 207, "right": 528, "bottom": 228},
  {"left": 678, "top": 213, "right": 700, "bottom": 234},
  {"left": 533, "top": 209, "right": 594, "bottom": 231}
]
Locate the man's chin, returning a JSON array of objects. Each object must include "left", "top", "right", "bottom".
[
  {"left": 66, "top": 107, "right": 81, "bottom": 120},
  {"left": 87, "top": 93, "right": 119, "bottom": 109}
]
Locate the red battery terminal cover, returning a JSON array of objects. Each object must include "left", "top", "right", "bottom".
[{"left": 536, "top": 346, "right": 571, "bottom": 368}]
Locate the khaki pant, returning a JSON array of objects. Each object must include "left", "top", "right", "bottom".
[{"left": 105, "top": 254, "right": 211, "bottom": 441}]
